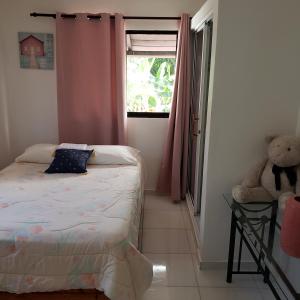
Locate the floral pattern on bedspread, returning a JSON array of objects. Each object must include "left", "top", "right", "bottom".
[{"left": 0, "top": 162, "right": 152, "bottom": 300}]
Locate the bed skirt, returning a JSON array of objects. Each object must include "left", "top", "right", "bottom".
[{"left": 0, "top": 289, "right": 110, "bottom": 299}]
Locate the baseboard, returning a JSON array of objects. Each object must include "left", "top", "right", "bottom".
[{"left": 186, "top": 194, "right": 202, "bottom": 264}]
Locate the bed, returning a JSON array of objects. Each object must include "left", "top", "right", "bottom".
[{"left": 0, "top": 145, "right": 152, "bottom": 300}]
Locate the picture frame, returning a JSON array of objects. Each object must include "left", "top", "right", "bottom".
[{"left": 18, "top": 32, "right": 54, "bottom": 70}]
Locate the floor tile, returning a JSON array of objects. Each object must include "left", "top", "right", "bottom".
[
  {"left": 144, "top": 194, "right": 182, "bottom": 211},
  {"left": 259, "top": 288, "right": 276, "bottom": 300},
  {"left": 142, "top": 229, "right": 191, "bottom": 253},
  {"left": 145, "top": 253, "right": 198, "bottom": 286},
  {"left": 254, "top": 274, "right": 294, "bottom": 299},
  {"left": 193, "top": 266, "right": 257, "bottom": 288},
  {"left": 199, "top": 287, "right": 263, "bottom": 300},
  {"left": 252, "top": 274, "right": 269, "bottom": 290},
  {"left": 142, "top": 193, "right": 265, "bottom": 299},
  {"left": 181, "top": 209, "right": 193, "bottom": 229},
  {"left": 187, "top": 230, "right": 198, "bottom": 253},
  {"left": 143, "top": 210, "right": 186, "bottom": 229},
  {"left": 142, "top": 286, "right": 200, "bottom": 300}
]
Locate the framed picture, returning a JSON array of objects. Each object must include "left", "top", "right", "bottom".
[{"left": 18, "top": 32, "right": 54, "bottom": 70}]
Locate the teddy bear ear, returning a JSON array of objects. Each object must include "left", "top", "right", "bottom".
[{"left": 265, "top": 135, "right": 278, "bottom": 144}]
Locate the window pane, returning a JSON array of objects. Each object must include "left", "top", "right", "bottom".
[{"left": 126, "top": 56, "right": 176, "bottom": 113}]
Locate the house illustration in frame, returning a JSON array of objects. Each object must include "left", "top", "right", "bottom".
[
  {"left": 19, "top": 35, "right": 44, "bottom": 68},
  {"left": 18, "top": 32, "right": 54, "bottom": 69}
]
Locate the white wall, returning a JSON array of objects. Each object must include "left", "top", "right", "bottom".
[
  {"left": 196, "top": 0, "right": 300, "bottom": 263},
  {"left": 297, "top": 107, "right": 300, "bottom": 136},
  {"left": 128, "top": 118, "right": 168, "bottom": 190},
  {"left": 0, "top": 32, "right": 11, "bottom": 169},
  {"left": 0, "top": 0, "right": 203, "bottom": 188}
]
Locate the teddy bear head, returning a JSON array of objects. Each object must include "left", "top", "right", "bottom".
[{"left": 267, "top": 135, "right": 300, "bottom": 167}]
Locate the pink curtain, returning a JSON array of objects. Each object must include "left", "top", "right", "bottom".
[
  {"left": 157, "top": 14, "right": 191, "bottom": 202},
  {"left": 56, "top": 13, "right": 127, "bottom": 145}
]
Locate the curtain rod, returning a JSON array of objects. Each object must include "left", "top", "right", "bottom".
[{"left": 30, "top": 12, "right": 183, "bottom": 20}]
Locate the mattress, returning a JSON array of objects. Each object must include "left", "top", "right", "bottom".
[{"left": 0, "top": 160, "right": 152, "bottom": 300}]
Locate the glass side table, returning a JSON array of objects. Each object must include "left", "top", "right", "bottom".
[{"left": 224, "top": 194, "right": 300, "bottom": 300}]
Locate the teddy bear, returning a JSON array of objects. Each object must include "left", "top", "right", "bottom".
[{"left": 232, "top": 135, "right": 300, "bottom": 209}]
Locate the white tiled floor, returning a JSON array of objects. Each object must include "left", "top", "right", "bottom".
[{"left": 141, "top": 192, "right": 275, "bottom": 300}]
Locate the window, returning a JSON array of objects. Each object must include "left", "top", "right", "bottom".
[{"left": 126, "top": 30, "right": 177, "bottom": 118}]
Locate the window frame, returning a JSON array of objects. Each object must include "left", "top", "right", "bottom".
[{"left": 126, "top": 30, "right": 178, "bottom": 118}]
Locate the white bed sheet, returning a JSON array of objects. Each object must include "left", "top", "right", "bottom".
[{"left": 0, "top": 160, "right": 152, "bottom": 300}]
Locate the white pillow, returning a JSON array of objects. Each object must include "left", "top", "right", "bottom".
[
  {"left": 88, "top": 145, "right": 140, "bottom": 165},
  {"left": 57, "top": 143, "right": 88, "bottom": 150},
  {"left": 15, "top": 144, "right": 56, "bottom": 164}
]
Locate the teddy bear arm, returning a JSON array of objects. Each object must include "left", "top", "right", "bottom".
[
  {"left": 242, "top": 158, "right": 267, "bottom": 188},
  {"left": 233, "top": 185, "right": 274, "bottom": 203}
]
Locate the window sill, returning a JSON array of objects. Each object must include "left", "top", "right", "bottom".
[{"left": 127, "top": 112, "right": 169, "bottom": 118}]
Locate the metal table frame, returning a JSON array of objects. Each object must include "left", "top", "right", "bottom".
[{"left": 225, "top": 196, "right": 300, "bottom": 300}]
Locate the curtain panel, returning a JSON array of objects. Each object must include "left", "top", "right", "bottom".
[
  {"left": 157, "top": 14, "right": 191, "bottom": 202},
  {"left": 56, "top": 13, "right": 127, "bottom": 145}
]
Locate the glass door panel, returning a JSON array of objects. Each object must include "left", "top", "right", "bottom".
[{"left": 187, "top": 21, "right": 213, "bottom": 215}]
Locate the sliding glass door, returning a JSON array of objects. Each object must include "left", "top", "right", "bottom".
[
  {"left": 187, "top": 30, "right": 203, "bottom": 210},
  {"left": 187, "top": 21, "right": 213, "bottom": 215}
]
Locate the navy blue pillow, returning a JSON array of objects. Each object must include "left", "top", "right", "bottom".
[{"left": 45, "top": 149, "right": 93, "bottom": 174}]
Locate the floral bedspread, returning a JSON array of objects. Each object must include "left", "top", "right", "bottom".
[{"left": 0, "top": 162, "right": 152, "bottom": 299}]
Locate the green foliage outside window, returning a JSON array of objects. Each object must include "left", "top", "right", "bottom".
[{"left": 127, "top": 56, "right": 176, "bottom": 112}]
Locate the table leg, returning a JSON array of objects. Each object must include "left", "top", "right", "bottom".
[
  {"left": 226, "top": 211, "right": 237, "bottom": 283},
  {"left": 264, "top": 202, "right": 278, "bottom": 284}
]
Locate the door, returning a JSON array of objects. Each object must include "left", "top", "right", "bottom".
[
  {"left": 187, "top": 20, "right": 213, "bottom": 215},
  {"left": 187, "top": 30, "right": 203, "bottom": 208}
]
